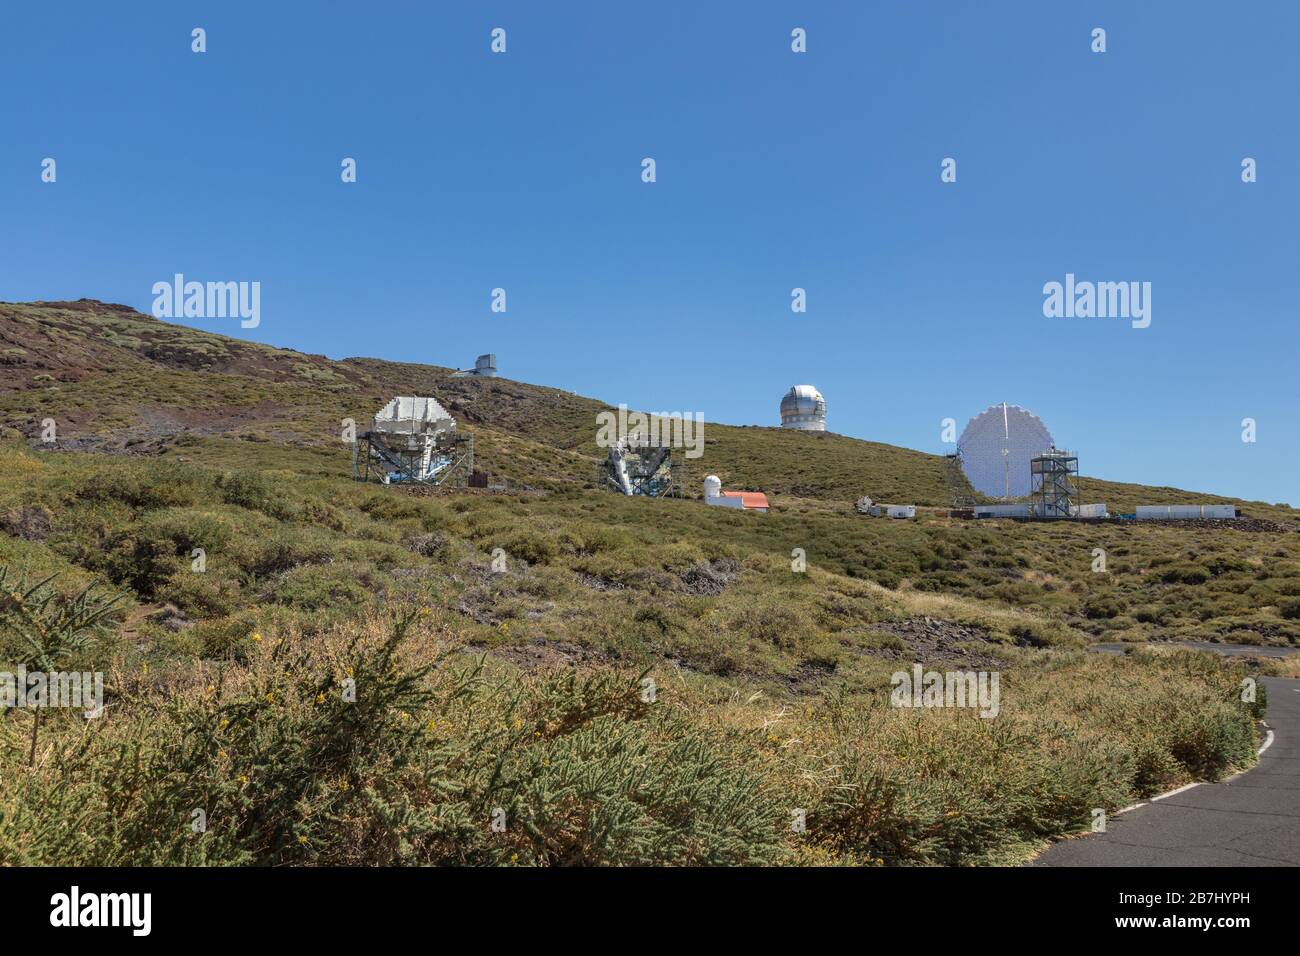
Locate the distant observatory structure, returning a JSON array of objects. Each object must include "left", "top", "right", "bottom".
[
  {"left": 780, "top": 385, "right": 826, "bottom": 431},
  {"left": 957, "top": 403, "right": 1054, "bottom": 500},
  {"left": 452, "top": 354, "right": 497, "bottom": 378}
]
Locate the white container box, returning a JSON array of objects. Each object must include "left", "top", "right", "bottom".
[{"left": 974, "top": 504, "right": 1031, "bottom": 518}]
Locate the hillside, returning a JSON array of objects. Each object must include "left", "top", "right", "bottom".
[
  {"left": 2, "top": 299, "right": 1292, "bottom": 515},
  {"left": 0, "top": 300, "right": 955, "bottom": 504},
  {"left": 0, "top": 299, "right": 1293, "bottom": 867},
  {"left": 3, "top": 299, "right": 1299, "bottom": 648}
]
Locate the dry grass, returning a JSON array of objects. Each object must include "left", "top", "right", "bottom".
[{"left": 0, "top": 299, "right": 1289, "bottom": 865}]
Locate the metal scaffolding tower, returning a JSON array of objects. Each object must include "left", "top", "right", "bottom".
[
  {"left": 1030, "top": 448, "right": 1079, "bottom": 519},
  {"left": 945, "top": 451, "right": 977, "bottom": 508}
]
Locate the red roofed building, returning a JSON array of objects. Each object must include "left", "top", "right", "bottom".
[
  {"left": 703, "top": 476, "right": 770, "bottom": 513},
  {"left": 721, "top": 491, "right": 770, "bottom": 512}
]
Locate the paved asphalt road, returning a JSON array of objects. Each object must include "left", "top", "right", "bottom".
[
  {"left": 1091, "top": 642, "right": 1300, "bottom": 659},
  {"left": 1035, "top": 676, "right": 1300, "bottom": 866}
]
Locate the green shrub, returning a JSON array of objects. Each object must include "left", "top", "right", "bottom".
[
  {"left": 0, "top": 616, "right": 785, "bottom": 866},
  {"left": 1082, "top": 594, "right": 1124, "bottom": 619},
  {"left": 77, "top": 467, "right": 206, "bottom": 509},
  {"left": 92, "top": 532, "right": 183, "bottom": 598},
  {"left": 359, "top": 493, "right": 427, "bottom": 522},
  {"left": 216, "top": 471, "right": 298, "bottom": 520},
  {"left": 726, "top": 601, "right": 814, "bottom": 652},
  {"left": 1161, "top": 564, "right": 1211, "bottom": 585},
  {"left": 501, "top": 530, "right": 559, "bottom": 566},
  {"left": 137, "top": 508, "right": 236, "bottom": 555},
  {"left": 157, "top": 572, "right": 240, "bottom": 618},
  {"left": 267, "top": 563, "right": 376, "bottom": 611}
]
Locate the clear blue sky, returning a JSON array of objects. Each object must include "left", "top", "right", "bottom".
[{"left": 2, "top": 2, "right": 1296, "bottom": 504}]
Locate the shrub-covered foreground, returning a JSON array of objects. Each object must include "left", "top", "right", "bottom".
[
  {"left": 0, "top": 604, "right": 1261, "bottom": 866},
  {"left": 0, "top": 302, "right": 1285, "bottom": 865}
]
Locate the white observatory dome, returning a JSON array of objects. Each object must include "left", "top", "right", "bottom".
[
  {"left": 704, "top": 475, "right": 722, "bottom": 499},
  {"left": 780, "top": 385, "right": 826, "bottom": 431}
]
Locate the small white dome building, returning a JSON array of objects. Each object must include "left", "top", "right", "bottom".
[
  {"left": 702, "top": 474, "right": 769, "bottom": 513},
  {"left": 780, "top": 385, "right": 826, "bottom": 431}
]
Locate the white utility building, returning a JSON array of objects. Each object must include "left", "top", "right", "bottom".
[{"left": 1136, "top": 505, "right": 1237, "bottom": 520}]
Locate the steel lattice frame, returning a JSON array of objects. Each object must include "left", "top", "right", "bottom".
[
  {"left": 1030, "top": 449, "right": 1079, "bottom": 518},
  {"left": 353, "top": 430, "right": 474, "bottom": 487}
]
